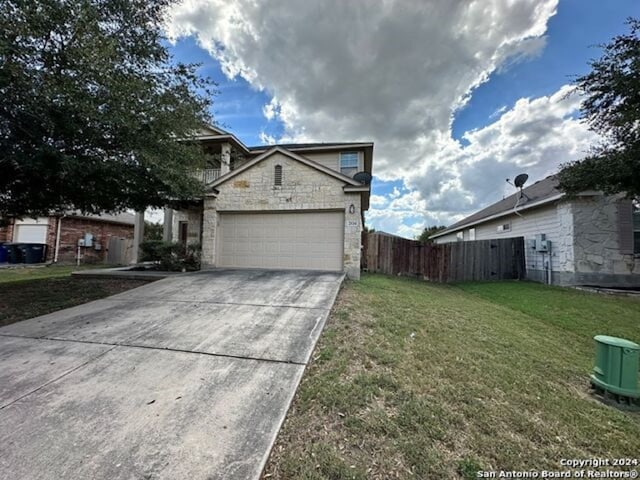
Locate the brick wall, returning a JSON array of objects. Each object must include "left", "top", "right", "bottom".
[
  {"left": 0, "top": 222, "right": 13, "bottom": 242},
  {"left": 1, "top": 216, "right": 133, "bottom": 264},
  {"left": 55, "top": 216, "right": 134, "bottom": 264}
]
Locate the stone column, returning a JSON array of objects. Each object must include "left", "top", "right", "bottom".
[
  {"left": 201, "top": 196, "right": 217, "bottom": 269},
  {"left": 131, "top": 210, "right": 145, "bottom": 264},
  {"left": 163, "top": 208, "right": 173, "bottom": 242},
  {"left": 220, "top": 143, "right": 231, "bottom": 175}
]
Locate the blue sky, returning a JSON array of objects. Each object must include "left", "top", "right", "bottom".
[
  {"left": 164, "top": 0, "right": 638, "bottom": 237},
  {"left": 452, "top": 0, "right": 636, "bottom": 140}
]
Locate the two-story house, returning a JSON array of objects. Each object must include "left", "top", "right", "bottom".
[{"left": 163, "top": 126, "right": 373, "bottom": 279}]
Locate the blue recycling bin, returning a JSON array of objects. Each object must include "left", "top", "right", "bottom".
[
  {"left": 18, "top": 243, "right": 47, "bottom": 264},
  {"left": 0, "top": 243, "right": 7, "bottom": 263},
  {"left": 4, "top": 243, "right": 22, "bottom": 263}
]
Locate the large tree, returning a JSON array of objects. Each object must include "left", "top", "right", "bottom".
[
  {"left": 417, "top": 225, "right": 446, "bottom": 243},
  {"left": 558, "top": 18, "right": 639, "bottom": 198},
  {"left": 0, "top": 0, "right": 215, "bottom": 218}
]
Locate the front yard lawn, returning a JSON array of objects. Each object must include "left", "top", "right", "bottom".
[
  {"left": 0, "top": 264, "right": 102, "bottom": 283},
  {"left": 263, "top": 275, "right": 640, "bottom": 479},
  {"left": 0, "top": 265, "right": 152, "bottom": 327}
]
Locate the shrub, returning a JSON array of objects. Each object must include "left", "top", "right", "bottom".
[
  {"left": 139, "top": 240, "right": 165, "bottom": 262},
  {"left": 139, "top": 240, "right": 201, "bottom": 272}
]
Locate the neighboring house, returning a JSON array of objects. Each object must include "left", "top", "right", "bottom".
[
  {"left": 164, "top": 126, "right": 373, "bottom": 279},
  {"left": 0, "top": 212, "right": 135, "bottom": 263},
  {"left": 430, "top": 175, "right": 640, "bottom": 287}
]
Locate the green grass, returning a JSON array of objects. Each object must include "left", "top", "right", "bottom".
[
  {"left": 457, "top": 281, "right": 640, "bottom": 341},
  {"left": 0, "top": 264, "right": 103, "bottom": 283},
  {"left": 263, "top": 275, "right": 640, "bottom": 479},
  {"left": 0, "top": 266, "right": 151, "bottom": 326}
]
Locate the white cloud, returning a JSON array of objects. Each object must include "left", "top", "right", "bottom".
[
  {"left": 410, "top": 85, "right": 598, "bottom": 219},
  {"left": 369, "top": 194, "right": 387, "bottom": 207},
  {"left": 489, "top": 105, "right": 508, "bottom": 119},
  {"left": 262, "top": 97, "right": 281, "bottom": 121},
  {"left": 258, "top": 131, "right": 276, "bottom": 145},
  {"left": 166, "top": 0, "right": 599, "bottom": 236},
  {"left": 389, "top": 186, "right": 401, "bottom": 199}
]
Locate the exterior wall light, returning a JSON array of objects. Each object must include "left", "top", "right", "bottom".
[{"left": 349, "top": 204, "right": 356, "bottom": 214}]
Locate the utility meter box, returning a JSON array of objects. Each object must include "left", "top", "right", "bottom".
[
  {"left": 527, "top": 238, "right": 537, "bottom": 250},
  {"left": 538, "top": 239, "right": 551, "bottom": 252},
  {"left": 84, "top": 233, "right": 94, "bottom": 248},
  {"left": 590, "top": 335, "right": 639, "bottom": 399},
  {"left": 78, "top": 238, "right": 85, "bottom": 247}
]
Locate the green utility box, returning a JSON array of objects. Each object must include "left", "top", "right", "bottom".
[{"left": 590, "top": 335, "right": 640, "bottom": 399}]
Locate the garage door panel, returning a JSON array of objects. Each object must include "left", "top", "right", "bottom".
[
  {"left": 15, "top": 225, "right": 48, "bottom": 244},
  {"left": 218, "top": 212, "right": 344, "bottom": 272}
]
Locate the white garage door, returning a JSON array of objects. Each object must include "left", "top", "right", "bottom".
[
  {"left": 218, "top": 211, "right": 344, "bottom": 271},
  {"left": 14, "top": 225, "right": 48, "bottom": 243}
]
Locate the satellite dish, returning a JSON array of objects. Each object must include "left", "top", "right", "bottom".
[
  {"left": 353, "top": 171, "right": 372, "bottom": 185},
  {"left": 514, "top": 173, "right": 529, "bottom": 188}
]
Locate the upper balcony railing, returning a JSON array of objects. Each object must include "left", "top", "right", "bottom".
[{"left": 192, "top": 168, "right": 221, "bottom": 184}]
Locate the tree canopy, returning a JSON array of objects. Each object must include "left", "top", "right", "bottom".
[
  {"left": 144, "top": 220, "right": 164, "bottom": 241},
  {"left": 0, "top": 0, "right": 215, "bottom": 218},
  {"left": 417, "top": 225, "right": 446, "bottom": 243},
  {"left": 558, "top": 18, "right": 640, "bottom": 198}
]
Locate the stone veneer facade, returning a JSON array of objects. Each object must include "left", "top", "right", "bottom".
[
  {"left": 180, "top": 152, "right": 363, "bottom": 279},
  {"left": 569, "top": 195, "right": 639, "bottom": 286}
]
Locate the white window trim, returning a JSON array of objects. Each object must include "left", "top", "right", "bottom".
[{"left": 339, "top": 151, "right": 360, "bottom": 175}]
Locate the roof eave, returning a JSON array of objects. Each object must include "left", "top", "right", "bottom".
[
  {"left": 248, "top": 142, "right": 374, "bottom": 154},
  {"left": 191, "top": 134, "right": 251, "bottom": 154},
  {"left": 430, "top": 193, "right": 565, "bottom": 239}
]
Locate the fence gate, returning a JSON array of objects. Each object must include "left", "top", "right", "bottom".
[{"left": 105, "top": 237, "right": 134, "bottom": 265}]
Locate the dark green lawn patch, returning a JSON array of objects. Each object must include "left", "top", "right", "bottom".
[
  {"left": 0, "top": 276, "right": 151, "bottom": 326},
  {"left": 263, "top": 274, "right": 640, "bottom": 480},
  {"left": 0, "top": 264, "right": 106, "bottom": 284},
  {"left": 457, "top": 280, "right": 640, "bottom": 342}
]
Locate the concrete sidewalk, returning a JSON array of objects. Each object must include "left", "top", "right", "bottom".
[{"left": 0, "top": 269, "right": 343, "bottom": 480}]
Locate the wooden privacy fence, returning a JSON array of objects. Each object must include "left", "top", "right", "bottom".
[{"left": 362, "top": 232, "right": 525, "bottom": 282}]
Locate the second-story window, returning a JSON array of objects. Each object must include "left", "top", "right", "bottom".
[
  {"left": 340, "top": 152, "right": 359, "bottom": 176},
  {"left": 274, "top": 164, "right": 283, "bottom": 186}
]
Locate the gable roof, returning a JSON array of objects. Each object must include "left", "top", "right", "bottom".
[
  {"left": 431, "top": 175, "right": 564, "bottom": 239},
  {"left": 207, "top": 146, "right": 362, "bottom": 189},
  {"left": 199, "top": 124, "right": 231, "bottom": 136}
]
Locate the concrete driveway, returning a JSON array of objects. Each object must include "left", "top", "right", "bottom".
[{"left": 0, "top": 269, "right": 343, "bottom": 480}]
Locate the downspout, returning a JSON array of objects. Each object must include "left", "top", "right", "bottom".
[{"left": 54, "top": 214, "right": 66, "bottom": 263}]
